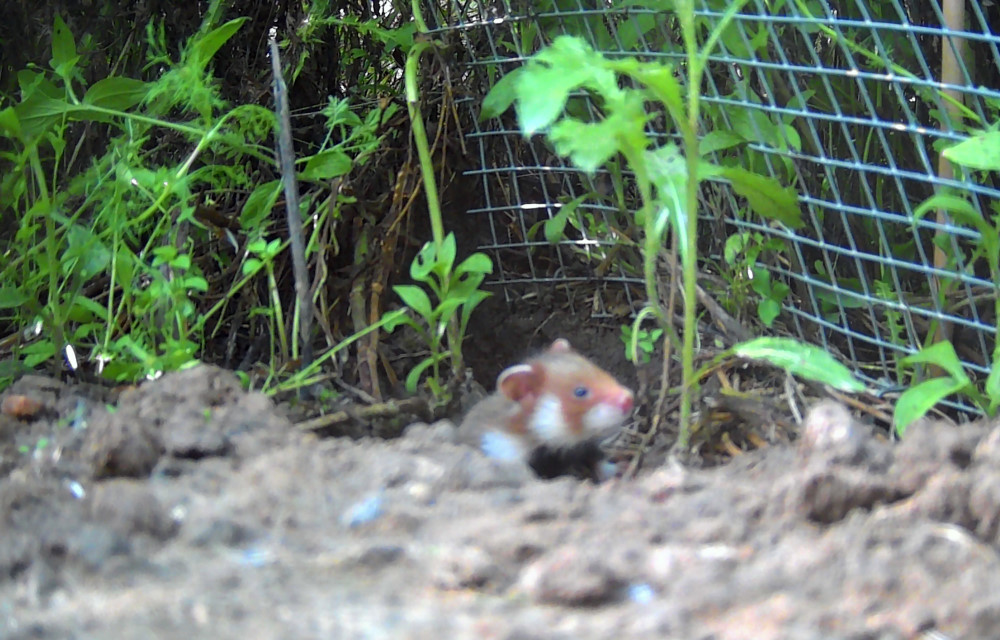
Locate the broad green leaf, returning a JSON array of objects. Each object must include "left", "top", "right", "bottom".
[
  {"left": 757, "top": 298, "right": 780, "bottom": 327},
  {"left": 83, "top": 77, "right": 148, "bottom": 111},
  {"left": 66, "top": 295, "right": 104, "bottom": 323},
  {"left": 718, "top": 166, "right": 802, "bottom": 228},
  {"left": 455, "top": 252, "right": 493, "bottom": 276},
  {"left": 545, "top": 195, "right": 587, "bottom": 244},
  {"left": 14, "top": 94, "right": 71, "bottom": 139},
  {"left": 729, "top": 108, "right": 783, "bottom": 149},
  {"left": 22, "top": 340, "right": 56, "bottom": 369},
  {"left": 410, "top": 241, "right": 437, "bottom": 283},
  {"left": 734, "top": 336, "right": 866, "bottom": 392},
  {"left": 645, "top": 144, "right": 689, "bottom": 260},
  {"left": 481, "top": 68, "right": 522, "bottom": 121},
  {"left": 894, "top": 377, "right": 964, "bottom": 437},
  {"left": 987, "top": 355, "right": 1000, "bottom": 414},
  {"left": 942, "top": 131, "right": 1000, "bottom": 171},
  {"left": 0, "top": 287, "right": 28, "bottom": 308},
  {"left": 913, "top": 193, "right": 998, "bottom": 261},
  {"left": 405, "top": 353, "right": 449, "bottom": 393},
  {"left": 394, "top": 284, "right": 433, "bottom": 319},
  {"left": 381, "top": 308, "right": 413, "bottom": 333},
  {"left": 241, "top": 180, "right": 281, "bottom": 228},
  {"left": 448, "top": 271, "right": 486, "bottom": 299},
  {"left": 900, "top": 341, "right": 968, "bottom": 384},
  {"left": 630, "top": 65, "right": 684, "bottom": 123},
  {"left": 62, "top": 224, "right": 110, "bottom": 280},
  {"left": 515, "top": 36, "right": 617, "bottom": 135},
  {"left": 700, "top": 130, "right": 745, "bottom": 156},
  {"left": 191, "top": 18, "right": 248, "bottom": 71},
  {"left": 549, "top": 118, "right": 622, "bottom": 173},
  {"left": 301, "top": 148, "right": 352, "bottom": 180},
  {"left": 438, "top": 233, "right": 458, "bottom": 278},
  {"left": 435, "top": 298, "right": 464, "bottom": 326},
  {"left": 0, "top": 107, "right": 22, "bottom": 138},
  {"left": 50, "top": 15, "right": 79, "bottom": 79}
]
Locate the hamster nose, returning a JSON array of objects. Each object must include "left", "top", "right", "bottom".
[{"left": 619, "top": 390, "right": 634, "bottom": 413}]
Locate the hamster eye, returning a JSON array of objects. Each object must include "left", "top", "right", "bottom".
[{"left": 572, "top": 386, "right": 589, "bottom": 399}]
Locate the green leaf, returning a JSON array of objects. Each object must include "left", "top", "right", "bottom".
[
  {"left": 435, "top": 298, "right": 465, "bottom": 327},
  {"left": 301, "top": 148, "right": 352, "bottom": 180},
  {"left": 62, "top": 223, "right": 110, "bottom": 281},
  {"left": 191, "top": 18, "right": 248, "bottom": 71},
  {"left": 515, "top": 36, "right": 617, "bottom": 136},
  {"left": 699, "top": 130, "right": 744, "bottom": 156},
  {"left": 632, "top": 65, "right": 684, "bottom": 121},
  {"left": 394, "top": 284, "right": 433, "bottom": 320},
  {"left": 67, "top": 294, "right": 109, "bottom": 322},
  {"left": 900, "top": 341, "right": 968, "bottom": 384},
  {"left": 734, "top": 336, "right": 866, "bottom": 393},
  {"left": 942, "top": 130, "right": 1000, "bottom": 171},
  {"left": 410, "top": 241, "right": 437, "bottom": 284},
  {"left": 455, "top": 252, "right": 493, "bottom": 276},
  {"left": 242, "top": 258, "right": 262, "bottom": 274},
  {"left": 549, "top": 118, "right": 623, "bottom": 173},
  {"left": 405, "top": 354, "right": 447, "bottom": 394},
  {"left": 50, "top": 15, "right": 79, "bottom": 79},
  {"left": 14, "top": 94, "right": 72, "bottom": 139},
  {"left": 645, "top": 144, "right": 689, "bottom": 262},
  {"left": 459, "top": 289, "right": 491, "bottom": 337},
  {"left": 729, "top": 109, "right": 783, "bottom": 149},
  {"left": 481, "top": 68, "right": 522, "bottom": 121},
  {"left": 913, "top": 193, "right": 998, "bottom": 262},
  {"left": 894, "top": 377, "right": 964, "bottom": 437},
  {"left": 438, "top": 234, "right": 457, "bottom": 278},
  {"left": 0, "top": 107, "right": 22, "bottom": 139},
  {"left": 757, "top": 298, "right": 780, "bottom": 327},
  {"left": 381, "top": 308, "right": 413, "bottom": 333},
  {"left": 83, "top": 77, "right": 148, "bottom": 111},
  {"left": 241, "top": 180, "right": 282, "bottom": 228},
  {"left": 986, "top": 356, "right": 1000, "bottom": 414},
  {"left": 545, "top": 196, "right": 586, "bottom": 243},
  {"left": 22, "top": 339, "right": 56, "bottom": 369},
  {"left": 448, "top": 269, "right": 486, "bottom": 299},
  {"left": 718, "top": 166, "right": 802, "bottom": 229},
  {"left": 0, "top": 287, "right": 29, "bottom": 308}
]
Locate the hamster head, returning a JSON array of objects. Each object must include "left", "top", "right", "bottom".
[{"left": 497, "top": 338, "right": 634, "bottom": 446}]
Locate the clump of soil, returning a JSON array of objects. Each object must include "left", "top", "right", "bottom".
[{"left": 2, "top": 366, "right": 999, "bottom": 639}]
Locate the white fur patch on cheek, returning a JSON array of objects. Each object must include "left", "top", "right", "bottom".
[
  {"left": 528, "top": 393, "right": 571, "bottom": 443},
  {"left": 582, "top": 404, "right": 626, "bottom": 434}
]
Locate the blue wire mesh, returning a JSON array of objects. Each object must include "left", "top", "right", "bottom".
[{"left": 429, "top": 0, "right": 1000, "bottom": 406}]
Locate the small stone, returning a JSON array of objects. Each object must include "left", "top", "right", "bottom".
[
  {"left": 518, "top": 546, "right": 625, "bottom": 606},
  {"left": 432, "top": 545, "right": 499, "bottom": 590}
]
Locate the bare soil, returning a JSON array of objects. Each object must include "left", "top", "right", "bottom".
[{"left": 3, "top": 362, "right": 1000, "bottom": 640}]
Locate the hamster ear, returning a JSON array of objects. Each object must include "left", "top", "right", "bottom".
[
  {"left": 497, "top": 363, "right": 541, "bottom": 402},
  {"left": 548, "top": 338, "right": 572, "bottom": 353}
]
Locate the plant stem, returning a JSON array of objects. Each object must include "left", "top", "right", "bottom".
[
  {"left": 404, "top": 41, "right": 444, "bottom": 252},
  {"left": 677, "top": 1, "right": 702, "bottom": 449}
]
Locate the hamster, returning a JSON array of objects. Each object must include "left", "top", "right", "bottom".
[{"left": 458, "top": 338, "right": 634, "bottom": 480}]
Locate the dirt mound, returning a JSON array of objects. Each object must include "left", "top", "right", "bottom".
[{"left": 2, "top": 367, "right": 998, "bottom": 639}]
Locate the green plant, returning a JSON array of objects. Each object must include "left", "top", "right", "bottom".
[
  {"left": 375, "top": 2, "right": 494, "bottom": 400},
  {"left": 889, "top": 128, "right": 1000, "bottom": 433},
  {"left": 894, "top": 342, "right": 990, "bottom": 436},
  {"left": 0, "top": 9, "right": 400, "bottom": 390},
  {"left": 621, "top": 324, "right": 662, "bottom": 365},
  {"left": 387, "top": 234, "right": 492, "bottom": 396},
  {"left": 723, "top": 231, "right": 790, "bottom": 327},
  {"left": 0, "top": 14, "right": 272, "bottom": 382},
  {"left": 484, "top": 15, "right": 834, "bottom": 446}
]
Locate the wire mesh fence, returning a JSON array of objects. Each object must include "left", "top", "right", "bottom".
[{"left": 429, "top": 0, "right": 1000, "bottom": 410}]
